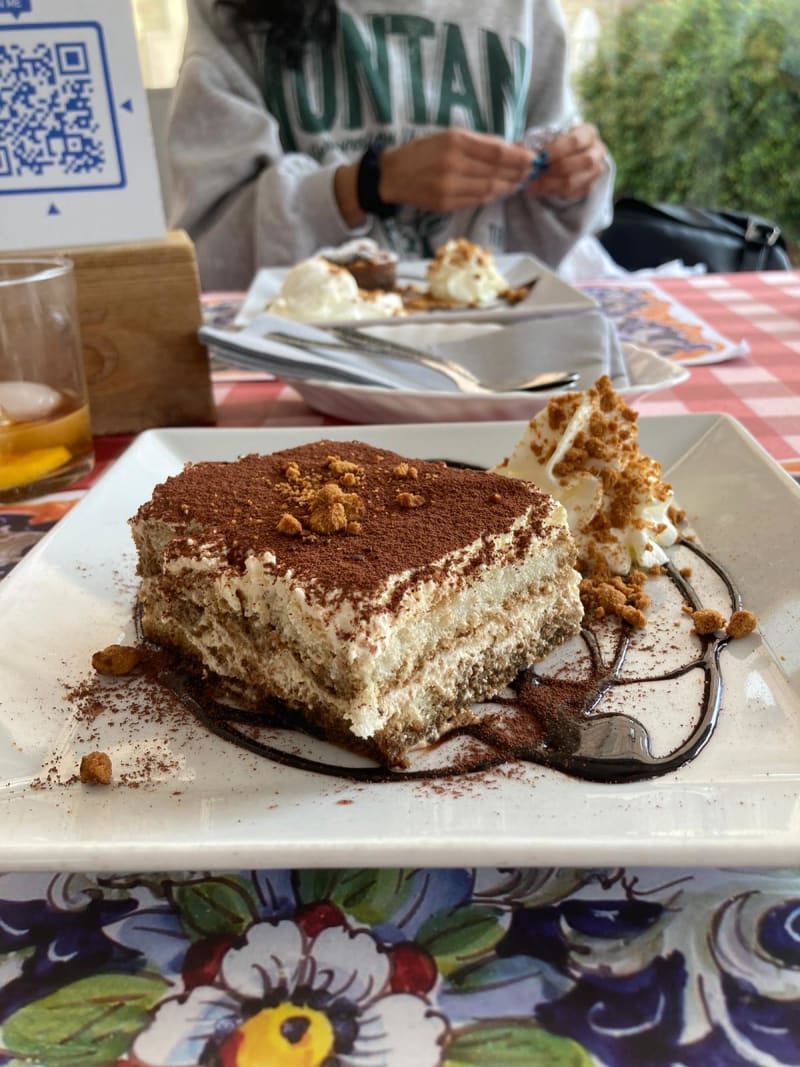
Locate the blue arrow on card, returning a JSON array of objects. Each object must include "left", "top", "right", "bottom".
[
  {"left": 0, "top": 1, "right": 33, "bottom": 19},
  {"left": 121, "top": 99, "right": 133, "bottom": 112},
  {"left": 48, "top": 203, "right": 60, "bottom": 216}
]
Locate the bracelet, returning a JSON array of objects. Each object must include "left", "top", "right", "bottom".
[{"left": 356, "top": 143, "right": 398, "bottom": 219}]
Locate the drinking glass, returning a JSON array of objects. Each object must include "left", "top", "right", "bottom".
[{"left": 0, "top": 258, "right": 94, "bottom": 502}]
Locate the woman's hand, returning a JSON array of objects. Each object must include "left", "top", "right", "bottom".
[
  {"left": 378, "top": 129, "right": 532, "bottom": 213},
  {"left": 528, "top": 123, "right": 607, "bottom": 201}
]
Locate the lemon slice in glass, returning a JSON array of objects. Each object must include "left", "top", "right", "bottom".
[{"left": 0, "top": 446, "right": 71, "bottom": 490}]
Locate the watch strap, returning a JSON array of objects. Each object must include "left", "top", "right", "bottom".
[{"left": 356, "top": 143, "right": 398, "bottom": 219}]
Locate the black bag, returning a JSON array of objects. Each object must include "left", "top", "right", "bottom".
[{"left": 599, "top": 197, "right": 792, "bottom": 273}]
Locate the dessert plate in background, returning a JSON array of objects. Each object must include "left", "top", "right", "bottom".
[
  {"left": 0, "top": 416, "right": 797, "bottom": 871},
  {"left": 205, "top": 314, "right": 689, "bottom": 423},
  {"left": 235, "top": 253, "right": 597, "bottom": 329}
]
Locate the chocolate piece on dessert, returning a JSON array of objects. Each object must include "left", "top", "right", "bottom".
[
  {"left": 338, "top": 254, "right": 397, "bottom": 292},
  {"left": 319, "top": 238, "right": 398, "bottom": 291},
  {"left": 130, "top": 440, "right": 583, "bottom": 767}
]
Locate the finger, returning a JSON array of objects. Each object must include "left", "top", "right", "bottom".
[
  {"left": 534, "top": 140, "right": 605, "bottom": 184},
  {"left": 530, "top": 155, "right": 605, "bottom": 200},
  {"left": 442, "top": 156, "right": 530, "bottom": 190},
  {"left": 422, "top": 173, "right": 527, "bottom": 212},
  {"left": 543, "top": 148, "right": 605, "bottom": 186},
  {"left": 545, "top": 123, "right": 599, "bottom": 163},
  {"left": 457, "top": 132, "right": 533, "bottom": 178}
]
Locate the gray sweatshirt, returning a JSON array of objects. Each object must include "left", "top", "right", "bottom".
[{"left": 170, "top": 0, "right": 614, "bottom": 290}]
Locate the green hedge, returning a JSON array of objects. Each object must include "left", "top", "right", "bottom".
[{"left": 577, "top": 0, "right": 800, "bottom": 256}]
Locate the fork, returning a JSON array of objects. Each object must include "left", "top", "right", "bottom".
[{"left": 266, "top": 329, "right": 579, "bottom": 395}]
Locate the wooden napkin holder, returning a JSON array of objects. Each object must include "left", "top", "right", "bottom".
[{"left": 39, "top": 229, "right": 215, "bottom": 435}]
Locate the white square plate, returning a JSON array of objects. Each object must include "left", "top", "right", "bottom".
[
  {"left": 235, "top": 253, "right": 597, "bottom": 328},
  {"left": 0, "top": 417, "right": 798, "bottom": 871}
]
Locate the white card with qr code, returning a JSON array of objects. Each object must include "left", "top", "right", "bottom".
[{"left": 0, "top": 0, "right": 165, "bottom": 250}]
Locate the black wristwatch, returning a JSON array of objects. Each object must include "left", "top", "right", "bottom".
[{"left": 356, "top": 142, "right": 398, "bottom": 219}]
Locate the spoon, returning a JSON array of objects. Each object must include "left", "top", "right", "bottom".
[{"left": 267, "top": 329, "right": 579, "bottom": 395}]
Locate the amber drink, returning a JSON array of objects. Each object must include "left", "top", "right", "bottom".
[{"left": 0, "top": 258, "right": 93, "bottom": 502}]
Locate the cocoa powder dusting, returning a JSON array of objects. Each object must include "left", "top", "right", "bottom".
[{"left": 131, "top": 441, "right": 555, "bottom": 620}]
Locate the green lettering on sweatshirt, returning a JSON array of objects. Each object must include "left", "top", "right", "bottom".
[
  {"left": 485, "top": 30, "right": 528, "bottom": 138},
  {"left": 262, "top": 14, "right": 526, "bottom": 144},
  {"left": 387, "top": 15, "right": 435, "bottom": 125},
  {"left": 436, "top": 23, "right": 486, "bottom": 131},
  {"left": 292, "top": 47, "right": 337, "bottom": 132},
  {"left": 341, "top": 12, "right": 392, "bottom": 129}
]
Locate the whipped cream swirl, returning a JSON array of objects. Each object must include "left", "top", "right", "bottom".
[
  {"left": 493, "top": 376, "right": 679, "bottom": 573},
  {"left": 426, "top": 239, "right": 509, "bottom": 306}
]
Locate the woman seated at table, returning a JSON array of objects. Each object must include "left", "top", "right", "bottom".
[{"left": 169, "top": 0, "right": 614, "bottom": 290}]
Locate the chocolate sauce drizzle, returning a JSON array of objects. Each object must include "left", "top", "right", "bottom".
[{"left": 175, "top": 538, "right": 742, "bottom": 785}]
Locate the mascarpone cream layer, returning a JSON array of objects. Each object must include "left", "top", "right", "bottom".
[{"left": 137, "top": 502, "right": 580, "bottom": 740}]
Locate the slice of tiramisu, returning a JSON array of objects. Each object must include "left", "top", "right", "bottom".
[{"left": 130, "top": 440, "right": 582, "bottom": 766}]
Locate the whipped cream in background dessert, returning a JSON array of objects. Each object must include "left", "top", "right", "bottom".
[
  {"left": 426, "top": 238, "right": 510, "bottom": 307},
  {"left": 493, "top": 375, "right": 679, "bottom": 575},
  {"left": 269, "top": 257, "right": 405, "bottom": 322}
]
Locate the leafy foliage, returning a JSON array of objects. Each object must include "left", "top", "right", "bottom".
[
  {"left": 167, "top": 875, "right": 259, "bottom": 941},
  {"left": 445, "top": 1019, "right": 593, "bottom": 1066},
  {"left": 2, "top": 974, "right": 167, "bottom": 1067},
  {"left": 416, "top": 903, "right": 506, "bottom": 977},
  {"left": 295, "top": 867, "right": 419, "bottom": 925},
  {"left": 577, "top": 0, "right": 800, "bottom": 253}
]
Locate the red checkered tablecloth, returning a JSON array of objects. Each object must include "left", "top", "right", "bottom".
[
  {"left": 201, "top": 271, "right": 800, "bottom": 479},
  {"left": 636, "top": 272, "right": 800, "bottom": 473}
]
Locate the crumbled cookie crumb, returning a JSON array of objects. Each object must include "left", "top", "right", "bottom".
[
  {"left": 393, "top": 463, "right": 418, "bottom": 479},
  {"left": 80, "top": 751, "right": 112, "bottom": 785},
  {"left": 310, "top": 500, "right": 347, "bottom": 534},
  {"left": 326, "top": 456, "right": 361, "bottom": 476},
  {"left": 668, "top": 504, "right": 686, "bottom": 525},
  {"left": 726, "top": 609, "right": 757, "bottom": 639},
  {"left": 92, "top": 645, "right": 141, "bottom": 676},
  {"left": 692, "top": 609, "right": 726, "bottom": 635},
  {"left": 679, "top": 566, "right": 692, "bottom": 578},
  {"left": 277, "top": 512, "right": 303, "bottom": 536},
  {"left": 396, "top": 492, "right": 425, "bottom": 509},
  {"left": 620, "top": 605, "right": 647, "bottom": 629},
  {"left": 308, "top": 482, "right": 362, "bottom": 534},
  {"left": 579, "top": 564, "right": 651, "bottom": 628}
]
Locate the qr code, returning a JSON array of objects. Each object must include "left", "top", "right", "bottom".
[{"left": 0, "top": 22, "right": 124, "bottom": 193}]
